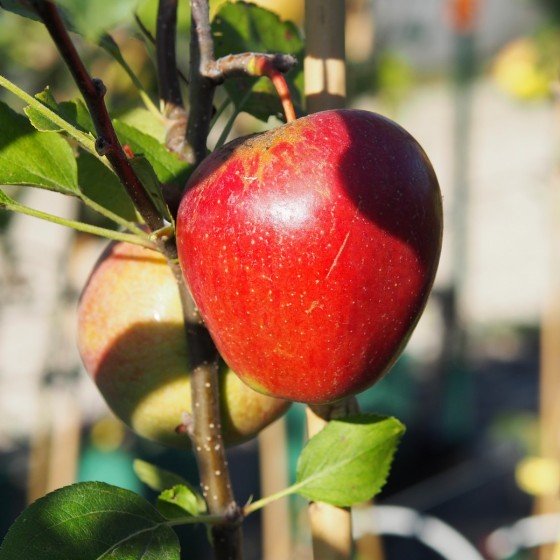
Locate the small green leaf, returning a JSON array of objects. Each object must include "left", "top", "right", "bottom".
[
  {"left": 158, "top": 485, "right": 207, "bottom": 520},
  {"left": 0, "top": 481, "right": 180, "bottom": 560},
  {"left": 0, "top": 75, "right": 96, "bottom": 152},
  {"left": 295, "top": 415, "right": 405, "bottom": 507},
  {"left": 130, "top": 155, "right": 173, "bottom": 223},
  {"left": 0, "top": 101, "right": 78, "bottom": 194},
  {"left": 134, "top": 459, "right": 190, "bottom": 492},
  {"left": 77, "top": 150, "right": 138, "bottom": 221},
  {"left": 24, "top": 88, "right": 94, "bottom": 134},
  {"left": 23, "top": 87, "right": 61, "bottom": 132},
  {"left": 212, "top": 2, "right": 304, "bottom": 122},
  {"left": 114, "top": 120, "right": 191, "bottom": 187}
]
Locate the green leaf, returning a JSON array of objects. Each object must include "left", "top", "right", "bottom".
[
  {"left": 158, "top": 485, "right": 207, "bottom": 520},
  {"left": 0, "top": 0, "right": 40, "bottom": 21},
  {"left": 77, "top": 150, "right": 138, "bottom": 221},
  {"left": 24, "top": 88, "right": 94, "bottom": 134},
  {"left": 0, "top": 0, "right": 138, "bottom": 42},
  {"left": 0, "top": 75, "right": 96, "bottom": 152},
  {"left": 133, "top": 459, "right": 190, "bottom": 492},
  {"left": 118, "top": 108, "right": 166, "bottom": 143},
  {"left": 0, "top": 481, "right": 180, "bottom": 560},
  {"left": 114, "top": 120, "right": 191, "bottom": 187},
  {"left": 0, "top": 101, "right": 78, "bottom": 195},
  {"left": 0, "top": 0, "right": 77, "bottom": 29},
  {"left": 295, "top": 415, "right": 405, "bottom": 507},
  {"left": 55, "top": 0, "right": 141, "bottom": 40},
  {"left": 130, "top": 155, "right": 173, "bottom": 223},
  {"left": 23, "top": 87, "right": 61, "bottom": 132},
  {"left": 212, "top": 2, "right": 304, "bottom": 122},
  {"left": 59, "top": 99, "right": 95, "bottom": 133}
]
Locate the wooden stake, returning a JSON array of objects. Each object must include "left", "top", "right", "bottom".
[
  {"left": 258, "top": 419, "right": 292, "bottom": 560},
  {"left": 304, "top": 0, "right": 346, "bottom": 113},
  {"left": 536, "top": 88, "right": 560, "bottom": 560},
  {"left": 306, "top": 407, "right": 353, "bottom": 560},
  {"left": 27, "top": 389, "right": 81, "bottom": 503},
  {"left": 304, "top": 2, "right": 353, "bottom": 558}
]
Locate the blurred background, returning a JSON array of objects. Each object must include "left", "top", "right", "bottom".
[{"left": 1, "top": 0, "right": 559, "bottom": 558}]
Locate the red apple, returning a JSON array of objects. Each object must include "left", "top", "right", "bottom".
[
  {"left": 177, "top": 109, "right": 443, "bottom": 404},
  {"left": 77, "top": 241, "right": 290, "bottom": 448}
]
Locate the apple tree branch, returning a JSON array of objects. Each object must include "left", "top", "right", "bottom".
[{"left": 31, "top": 0, "right": 164, "bottom": 233}]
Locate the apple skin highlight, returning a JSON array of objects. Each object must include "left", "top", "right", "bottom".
[
  {"left": 77, "top": 241, "right": 290, "bottom": 448},
  {"left": 177, "top": 109, "right": 443, "bottom": 404}
]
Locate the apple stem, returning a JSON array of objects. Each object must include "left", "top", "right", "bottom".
[
  {"left": 31, "top": 0, "right": 165, "bottom": 234},
  {"left": 251, "top": 56, "right": 297, "bottom": 123}
]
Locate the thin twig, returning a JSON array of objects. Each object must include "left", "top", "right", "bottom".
[
  {"left": 32, "top": 0, "right": 164, "bottom": 232},
  {"left": 156, "top": 0, "right": 190, "bottom": 160},
  {"left": 210, "top": 52, "right": 297, "bottom": 81},
  {"left": 156, "top": 0, "right": 183, "bottom": 108},
  {"left": 134, "top": 13, "right": 190, "bottom": 87},
  {"left": 186, "top": 0, "right": 215, "bottom": 165}
]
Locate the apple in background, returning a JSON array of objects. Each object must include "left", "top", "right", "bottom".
[
  {"left": 77, "top": 241, "right": 290, "bottom": 449},
  {"left": 177, "top": 109, "right": 443, "bottom": 404}
]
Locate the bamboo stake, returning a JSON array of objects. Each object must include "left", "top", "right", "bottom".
[
  {"left": 306, "top": 407, "right": 353, "bottom": 560},
  {"left": 258, "top": 419, "right": 291, "bottom": 560},
  {"left": 304, "top": 0, "right": 345, "bottom": 113},
  {"left": 304, "top": 2, "right": 352, "bottom": 558},
  {"left": 537, "top": 84, "right": 560, "bottom": 560},
  {"left": 27, "top": 391, "right": 81, "bottom": 502}
]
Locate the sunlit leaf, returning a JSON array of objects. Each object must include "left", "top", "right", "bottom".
[
  {"left": 118, "top": 108, "right": 166, "bottom": 143},
  {"left": 295, "top": 415, "right": 405, "bottom": 507},
  {"left": 114, "top": 120, "right": 191, "bottom": 187},
  {"left": 0, "top": 101, "right": 78, "bottom": 194}
]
